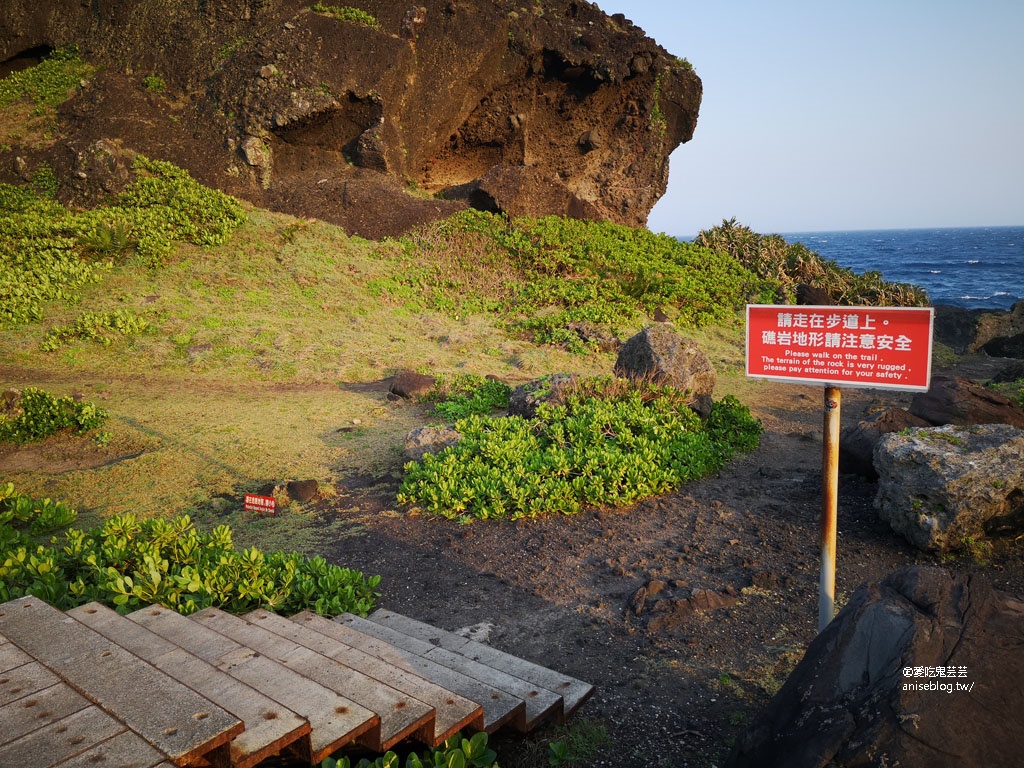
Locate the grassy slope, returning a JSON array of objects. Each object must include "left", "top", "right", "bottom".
[{"left": 7, "top": 205, "right": 721, "bottom": 549}]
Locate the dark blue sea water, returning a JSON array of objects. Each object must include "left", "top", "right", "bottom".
[{"left": 780, "top": 226, "right": 1024, "bottom": 311}]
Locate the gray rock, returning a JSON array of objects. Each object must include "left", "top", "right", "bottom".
[
  {"left": 404, "top": 425, "right": 462, "bottom": 463},
  {"left": 726, "top": 566, "right": 1024, "bottom": 768},
  {"left": 874, "top": 423, "right": 1024, "bottom": 552},
  {"left": 839, "top": 407, "right": 931, "bottom": 479},
  {"left": 507, "top": 374, "right": 578, "bottom": 419},
  {"left": 614, "top": 325, "right": 716, "bottom": 417}
]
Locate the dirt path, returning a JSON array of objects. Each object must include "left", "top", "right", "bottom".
[{"left": 317, "top": 359, "right": 1024, "bottom": 768}]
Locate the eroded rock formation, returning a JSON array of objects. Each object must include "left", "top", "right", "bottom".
[{"left": 0, "top": 0, "right": 701, "bottom": 238}]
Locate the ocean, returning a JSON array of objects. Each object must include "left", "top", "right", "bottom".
[{"left": 779, "top": 226, "right": 1024, "bottom": 311}]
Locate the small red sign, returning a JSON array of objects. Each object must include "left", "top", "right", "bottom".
[
  {"left": 746, "top": 305, "right": 934, "bottom": 391},
  {"left": 244, "top": 493, "right": 277, "bottom": 515}
]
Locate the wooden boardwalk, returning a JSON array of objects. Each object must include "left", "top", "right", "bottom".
[{"left": 0, "top": 596, "right": 593, "bottom": 768}]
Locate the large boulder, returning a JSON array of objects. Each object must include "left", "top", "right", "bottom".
[
  {"left": 873, "top": 424, "right": 1024, "bottom": 552},
  {"left": 909, "top": 375, "right": 1024, "bottom": 428},
  {"left": 614, "top": 325, "right": 716, "bottom": 416},
  {"left": 390, "top": 371, "right": 436, "bottom": 400},
  {"left": 726, "top": 566, "right": 1024, "bottom": 768},
  {"left": 839, "top": 407, "right": 931, "bottom": 479},
  {"left": 0, "top": 0, "right": 701, "bottom": 238}
]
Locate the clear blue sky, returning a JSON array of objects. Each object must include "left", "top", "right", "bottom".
[{"left": 596, "top": 1, "right": 1024, "bottom": 237}]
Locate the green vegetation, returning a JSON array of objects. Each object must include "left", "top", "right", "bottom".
[
  {"left": 398, "top": 378, "right": 762, "bottom": 522},
  {"left": 322, "top": 732, "right": 497, "bottom": 768},
  {"left": 424, "top": 374, "right": 512, "bottom": 420},
  {"left": 547, "top": 720, "right": 610, "bottom": 766},
  {"left": 0, "top": 482, "right": 380, "bottom": 616},
  {"left": 695, "top": 218, "right": 929, "bottom": 306},
  {"left": 0, "top": 48, "right": 95, "bottom": 113},
  {"left": 0, "top": 155, "right": 245, "bottom": 326},
  {"left": 0, "top": 387, "right": 108, "bottom": 443},
  {"left": 141, "top": 73, "right": 167, "bottom": 93},
  {"left": 311, "top": 3, "right": 382, "bottom": 29},
  {"left": 377, "top": 211, "right": 777, "bottom": 350},
  {"left": 41, "top": 309, "right": 149, "bottom": 351}
]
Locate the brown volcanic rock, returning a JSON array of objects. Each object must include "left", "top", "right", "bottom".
[
  {"left": 909, "top": 375, "right": 1024, "bottom": 428},
  {"left": 726, "top": 566, "right": 1024, "bottom": 768},
  {"left": 1, "top": 0, "right": 701, "bottom": 238}
]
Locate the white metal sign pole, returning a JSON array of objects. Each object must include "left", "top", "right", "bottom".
[{"left": 818, "top": 385, "right": 841, "bottom": 631}]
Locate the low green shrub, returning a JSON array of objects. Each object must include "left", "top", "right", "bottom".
[
  {"left": 311, "top": 3, "right": 381, "bottom": 29},
  {"left": 694, "top": 218, "right": 929, "bottom": 306},
  {"left": 424, "top": 374, "right": 512, "bottom": 421},
  {"left": 142, "top": 73, "right": 166, "bottom": 92},
  {"left": 398, "top": 378, "right": 762, "bottom": 522},
  {"left": 0, "top": 155, "right": 245, "bottom": 326},
  {"left": 0, "top": 483, "right": 380, "bottom": 616},
  {"left": 376, "top": 211, "right": 777, "bottom": 350},
  {"left": 0, "top": 387, "right": 108, "bottom": 443},
  {"left": 322, "top": 731, "right": 497, "bottom": 768},
  {"left": 0, "top": 47, "right": 95, "bottom": 113},
  {"left": 41, "top": 309, "right": 150, "bottom": 351}
]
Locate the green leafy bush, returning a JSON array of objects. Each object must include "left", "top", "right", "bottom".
[
  {"left": 424, "top": 374, "right": 512, "bottom": 421},
  {"left": 0, "top": 47, "right": 95, "bottom": 113},
  {"left": 694, "top": 218, "right": 929, "bottom": 306},
  {"left": 0, "top": 155, "right": 245, "bottom": 326},
  {"left": 311, "top": 3, "right": 381, "bottom": 29},
  {"left": 0, "top": 387, "right": 108, "bottom": 443},
  {"left": 398, "top": 378, "right": 762, "bottom": 522},
  {"left": 377, "top": 211, "right": 776, "bottom": 349},
  {"left": 142, "top": 73, "right": 166, "bottom": 92},
  {"left": 41, "top": 309, "right": 150, "bottom": 351},
  {"left": 0, "top": 483, "right": 380, "bottom": 615},
  {"left": 322, "top": 731, "right": 497, "bottom": 768}
]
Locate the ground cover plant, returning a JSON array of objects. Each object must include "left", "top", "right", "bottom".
[
  {"left": 423, "top": 374, "right": 513, "bottom": 420},
  {"left": 373, "top": 211, "right": 779, "bottom": 351},
  {"left": 0, "top": 483, "right": 379, "bottom": 616},
  {"left": 0, "top": 47, "right": 95, "bottom": 113},
  {"left": 322, "top": 731, "right": 498, "bottom": 768},
  {"left": 0, "top": 155, "right": 245, "bottom": 327},
  {"left": 0, "top": 386, "right": 108, "bottom": 443},
  {"left": 398, "top": 377, "right": 762, "bottom": 522}
]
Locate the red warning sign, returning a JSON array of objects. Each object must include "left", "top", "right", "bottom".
[
  {"left": 746, "top": 305, "right": 934, "bottom": 391},
  {"left": 244, "top": 493, "right": 277, "bottom": 515}
]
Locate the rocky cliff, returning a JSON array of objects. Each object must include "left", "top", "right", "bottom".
[{"left": 0, "top": 0, "right": 700, "bottom": 237}]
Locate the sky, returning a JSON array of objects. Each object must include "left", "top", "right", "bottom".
[{"left": 595, "top": 1, "right": 1024, "bottom": 237}]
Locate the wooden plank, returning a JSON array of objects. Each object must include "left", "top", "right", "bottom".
[
  {"left": 0, "top": 596, "right": 242, "bottom": 766},
  {"left": 318, "top": 613, "right": 525, "bottom": 733},
  {"left": 369, "top": 609, "right": 595, "bottom": 721},
  {"left": 0, "top": 639, "right": 35, "bottom": 672},
  {"left": 69, "top": 603, "right": 311, "bottom": 768},
  {"left": 50, "top": 729, "right": 170, "bottom": 768},
  {"left": 0, "top": 682, "right": 91, "bottom": 748},
  {"left": 0, "top": 703, "right": 129, "bottom": 768},
  {"left": 244, "top": 609, "right": 484, "bottom": 745},
  {"left": 190, "top": 608, "right": 434, "bottom": 751},
  {"left": 128, "top": 605, "right": 379, "bottom": 763},
  {"left": 338, "top": 613, "right": 560, "bottom": 729},
  {"left": 0, "top": 659, "right": 61, "bottom": 707}
]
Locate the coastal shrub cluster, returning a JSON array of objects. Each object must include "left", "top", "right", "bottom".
[
  {"left": 0, "top": 483, "right": 380, "bottom": 616},
  {"left": 0, "top": 47, "right": 95, "bottom": 113},
  {"left": 0, "top": 387, "right": 108, "bottom": 444},
  {"left": 423, "top": 374, "right": 512, "bottom": 420},
  {"left": 398, "top": 377, "right": 762, "bottom": 522},
  {"left": 695, "top": 218, "right": 929, "bottom": 306},
  {"left": 0, "top": 155, "right": 245, "bottom": 326},
  {"left": 377, "top": 210, "right": 777, "bottom": 348},
  {"left": 40, "top": 309, "right": 150, "bottom": 351}
]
